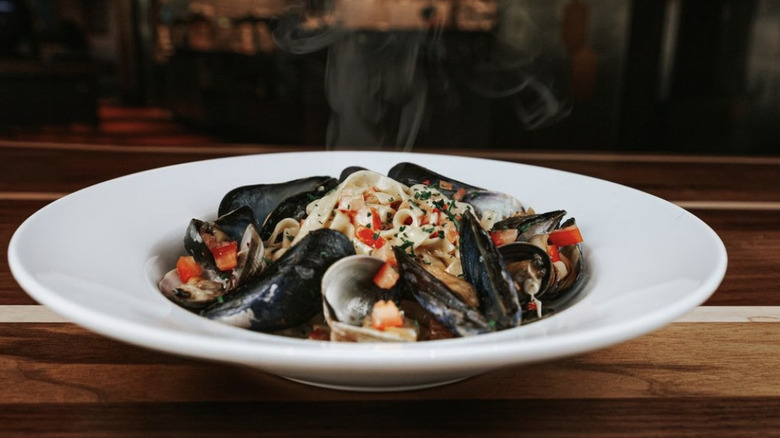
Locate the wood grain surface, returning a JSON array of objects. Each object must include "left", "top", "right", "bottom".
[{"left": 2, "top": 141, "right": 779, "bottom": 436}]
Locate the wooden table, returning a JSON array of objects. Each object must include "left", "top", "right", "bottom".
[{"left": 2, "top": 140, "right": 779, "bottom": 436}]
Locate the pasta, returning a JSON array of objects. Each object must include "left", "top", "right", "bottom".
[{"left": 265, "top": 170, "right": 476, "bottom": 276}]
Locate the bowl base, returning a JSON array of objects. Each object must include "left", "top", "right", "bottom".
[{"left": 281, "top": 375, "right": 471, "bottom": 392}]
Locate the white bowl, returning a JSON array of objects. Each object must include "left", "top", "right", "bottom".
[{"left": 8, "top": 151, "right": 727, "bottom": 391}]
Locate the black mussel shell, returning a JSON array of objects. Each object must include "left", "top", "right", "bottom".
[
  {"left": 394, "top": 247, "right": 491, "bottom": 337},
  {"left": 218, "top": 176, "right": 335, "bottom": 228},
  {"left": 259, "top": 178, "right": 339, "bottom": 240},
  {"left": 499, "top": 242, "right": 554, "bottom": 301},
  {"left": 183, "top": 206, "right": 257, "bottom": 269},
  {"left": 389, "top": 162, "right": 524, "bottom": 220},
  {"left": 201, "top": 229, "right": 355, "bottom": 332},
  {"left": 388, "top": 162, "right": 482, "bottom": 198},
  {"left": 459, "top": 211, "right": 523, "bottom": 329},
  {"left": 339, "top": 166, "right": 368, "bottom": 182},
  {"left": 493, "top": 210, "right": 566, "bottom": 242}
]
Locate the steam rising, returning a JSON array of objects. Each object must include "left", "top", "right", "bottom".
[{"left": 273, "top": 3, "right": 570, "bottom": 150}]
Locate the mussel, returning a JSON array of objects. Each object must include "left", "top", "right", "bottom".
[
  {"left": 218, "top": 176, "right": 337, "bottom": 229},
  {"left": 259, "top": 177, "right": 339, "bottom": 240},
  {"left": 393, "top": 248, "right": 492, "bottom": 337},
  {"left": 497, "top": 218, "right": 586, "bottom": 321},
  {"left": 493, "top": 210, "right": 567, "bottom": 243},
  {"left": 159, "top": 206, "right": 266, "bottom": 309},
  {"left": 388, "top": 162, "right": 525, "bottom": 222},
  {"left": 202, "top": 228, "right": 355, "bottom": 332},
  {"left": 459, "top": 210, "right": 523, "bottom": 329}
]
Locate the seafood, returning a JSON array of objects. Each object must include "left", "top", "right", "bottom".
[
  {"left": 159, "top": 206, "right": 265, "bottom": 309},
  {"left": 393, "top": 248, "right": 492, "bottom": 337},
  {"left": 458, "top": 211, "right": 523, "bottom": 329},
  {"left": 219, "top": 176, "right": 336, "bottom": 229},
  {"left": 201, "top": 229, "right": 355, "bottom": 332},
  {"left": 388, "top": 162, "right": 525, "bottom": 224},
  {"left": 321, "top": 255, "right": 415, "bottom": 342},
  {"left": 159, "top": 163, "right": 586, "bottom": 341}
]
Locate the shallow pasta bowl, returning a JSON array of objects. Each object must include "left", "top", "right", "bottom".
[{"left": 8, "top": 151, "right": 727, "bottom": 391}]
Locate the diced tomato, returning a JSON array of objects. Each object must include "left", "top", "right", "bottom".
[
  {"left": 490, "top": 229, "right": 519, "bottom": 247},
  {"left": 373, "top": 261, "right": 400, "bottom": 289},
  {"left": 548, "top": 244, "right": 561, "bottom": 263},
  {"left": 403, "top": 216, "right": 413, "bottom": 226},
  {"left": 356, "top": 227, "right": 386, "bottom": 249},
  {"left": 176, "top": 256, "right": 202, "bottom": 283},
  {"left": 371, "top": 207, "right": 382, "bottom": 231},
  {"left": 438, "top": 180, "right": 453, "bottom": 191},
  {"left": 452, "top": 187, "right": 467, "bottom": 201},
  {"left": 422, "top": 179, "right": 431, "bottom": 186},
  {"left": 308, "top": 325, "right": 331, "bottom": 341},
  {"left": 370, "top": 300, "right": 404, "bottom": 330},
  {"left": 210, "top": 240, "right": 238, "bottom": 271},
  {"left": 548, "top": 224, "right": 584, "bottom": 246}
]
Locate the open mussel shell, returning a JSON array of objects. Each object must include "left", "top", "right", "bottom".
[
  {"left": 321, "top": 255, "right": 412, "bottom": 342},
  {"left": 183, "top": 206, "right": 257, "bottom": 268},
  {"left": 160, "top": 206, "right": 266, "bottom": 309},
  {"left": 498, "top": 242, "right": 554, "bottom": 301},
  {"left": 459, "top": 211, "right": 523, "bottom": 329},
  {"left": 201, "top": 229, "right": 355, "bottom": 332},
  {"left": 393, "top": 248, "right": 491, "bottom": 337},
  {"left": 218, "top": 176, "right": 336, "bottom": 228},
  {"left": 493, "top": 210, "right": 567, "bottom": 242},
  {"left": 388, "top": 162, "right": 524, "bottom": 221},
  {"left": 545, "top": 217, "right": 586, "bottom": 302}
]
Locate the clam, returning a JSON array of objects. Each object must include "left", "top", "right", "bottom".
[
  {"left": 201, "top": 228, "right": 355, "bottom": 332},
  {"left": 321, "top": 255, "right": 416, "bottom": 342}
]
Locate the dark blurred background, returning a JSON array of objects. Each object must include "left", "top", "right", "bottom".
[{"left": 0, "top": 0, "right": 778, "bottom": 154}]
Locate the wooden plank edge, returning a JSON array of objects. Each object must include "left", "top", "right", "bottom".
[
  {"left": 3, "top": 140, "right": 780, "bottom": 165},
  {"left": 1, "top": 305, "right": 778, "bottom": 323}
]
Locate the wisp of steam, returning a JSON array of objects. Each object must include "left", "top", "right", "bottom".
[{"left": 273, "top": 1, "right": 570, "bottom": 150}]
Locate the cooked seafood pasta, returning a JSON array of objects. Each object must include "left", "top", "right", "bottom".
[
  {"left": 158, "top": 163, "right": 585, "bottom": 342},
  {"left": 265, "top": 170, "right": 480, "bottom": 276}
]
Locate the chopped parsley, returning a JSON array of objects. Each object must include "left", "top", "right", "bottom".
[{"left": 397, "top": 239, "right": 415, "bottom": 254}]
